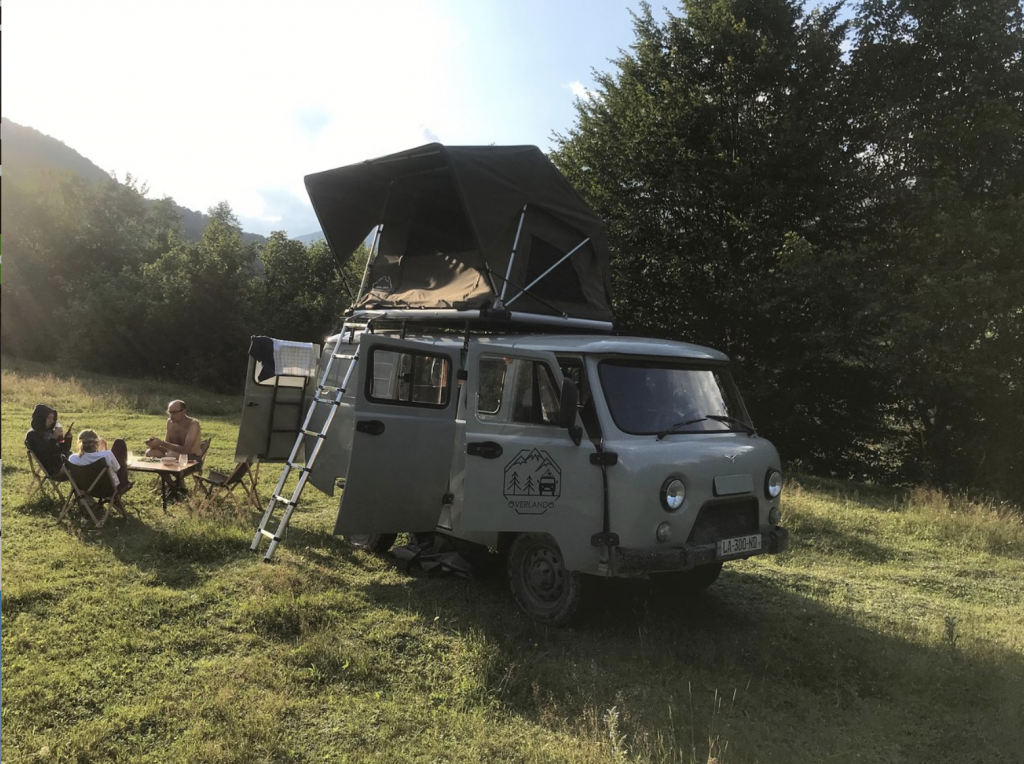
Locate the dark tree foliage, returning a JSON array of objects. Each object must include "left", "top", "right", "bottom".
[
  {"left": 256, "top": 233, "right": 366, "bottom": 344},
  {"left": 554, "top": 0, "right": 1024, "bottom": 503},
  {"left": 2, "top": 174, "right": 358, "bottom": 393},
  {"left": 554, "top": 0, "right": 879, "bottom": 471},
  {"left": 848, "top": 0, "right": 1024, "bottom": 498}
]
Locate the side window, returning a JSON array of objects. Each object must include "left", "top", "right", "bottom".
[
  {"left": 478, "top": 356, "right": 508, "bottom": 415},
  {"left": 367, "top": 347, "right": 450, "bottom": 407},
  {"left": 253, "top": 362, "right": 308, "bottom": 388},
  {"left": 510, "top": 360, "right": 561, "bottom": 426},
  {"left": 557, "top": 357, "right": 587, "bottom": 404}
]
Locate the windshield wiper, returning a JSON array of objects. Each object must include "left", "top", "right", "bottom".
[
  {"left": 656, "top": 414, "right": 756, "bottom": 440},
  {"left": 656, "top": 418, "right": 708, "bottom": 440},
  {"left": 706, "top": 414, "right": 757, "bottom": 436}
]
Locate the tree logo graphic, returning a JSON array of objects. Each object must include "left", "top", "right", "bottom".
[{"left": 503, "top": 448, "right": 561, "bottom": 501}]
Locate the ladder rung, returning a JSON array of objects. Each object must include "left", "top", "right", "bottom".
[
  {"left": 273, "top": 494, "right": 297, "bottom": 506},
  {"left": 260, "top": 529, "right": 279, "bottom": 540},
  {"left": 332, "top": 353, "right": 357, "bottom": 360},
  {"left": 301, "top": 430, "right": 327, "bottom": 439},
  {"left": 314, "top": 396, "right": 341, "bottom": 406}
]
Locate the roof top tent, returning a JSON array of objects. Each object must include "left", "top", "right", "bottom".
[{"left": 303, "top": 143, "right": 615, "bottom": 332}]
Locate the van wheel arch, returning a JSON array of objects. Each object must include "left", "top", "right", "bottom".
[{"left": 506, "top": 532, "right": 584, "bottom": 626}]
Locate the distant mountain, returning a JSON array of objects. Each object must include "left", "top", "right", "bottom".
[
  {"left": 292, "top": 230, "right": 379, "bottom": 251},
  {"left": 1, "top": 117, "right": 267, "bottom": 245},
  {"left": 293, "top": 230, "right": 325, "bottom": 245}
]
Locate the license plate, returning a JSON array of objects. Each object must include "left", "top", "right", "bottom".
[{"left": 717, "top": 534, "right": 762, "bottom": 558}]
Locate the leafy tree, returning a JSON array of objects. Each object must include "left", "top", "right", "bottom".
[
  {"left": 1, "top": 171, "right": 181, "bottom": 364},
  {"left": 552, "top": 0, "right": 874, "bottom": 465},
  {"left": 846, "top": 0, "right": 1024, "bottom": 498},
  {"left": 255, "top": 234, "right": 364, "bottom": 344},
  {"left": 554, "top": 0, "right": 1024, "bottom": 503},
  {"left": 134, "top": 202, "right": 261, "bottom": 388}
]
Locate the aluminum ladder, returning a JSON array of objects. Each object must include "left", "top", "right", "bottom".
[{"left": 250, "top": 320, "right": 366, "bottom": 561}]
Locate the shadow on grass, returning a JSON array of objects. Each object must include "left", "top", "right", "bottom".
[
  {"left": 347, "top": 554, "right": 1024, "bottom": 763},
  {"left": 73, "top": 506, "right": 257, "bottom": 589}
]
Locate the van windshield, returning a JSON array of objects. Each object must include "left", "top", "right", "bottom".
[{"left": 598, "top": 359, "right": 750, "bottom": 436}]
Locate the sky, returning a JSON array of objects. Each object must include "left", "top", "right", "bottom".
[{"left": 3, "top": 0, "right": 670, "bottom": 238}]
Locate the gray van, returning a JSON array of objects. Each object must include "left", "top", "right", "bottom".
[{"left": 239, "top": 144, "right": 789, "bottom": 624}]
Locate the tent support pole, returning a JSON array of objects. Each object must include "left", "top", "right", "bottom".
[
  {"left": 498, "top": 205, "right": 528, "bottom": 305},
  {"left": 506, "top": 236, "right": 591, "bottom": 308},
  {"left": 356, "top": 223, "right": 384, "bottom": 303}
]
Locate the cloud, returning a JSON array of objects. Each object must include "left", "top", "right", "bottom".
[
  {"left": 236, "top": 186, "right": 320, "bottom": 238},
  {"left": 566, "top": 80, "right": 600, "bottom": 103}
]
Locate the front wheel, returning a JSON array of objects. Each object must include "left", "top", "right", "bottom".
[
  {"left": 507, "top": 533, "right": 584, "bottom": 626},
  {"left": 344, "top": 533, "right": 397, "bottom": 554}
]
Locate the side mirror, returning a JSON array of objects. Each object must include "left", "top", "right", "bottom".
[{"left": 557, "top": 380, "right": 583, "bottom": 446}]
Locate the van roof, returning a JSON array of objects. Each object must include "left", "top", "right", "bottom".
[{"left": 342, "top": 331, "right": 730, "bottom": 363}]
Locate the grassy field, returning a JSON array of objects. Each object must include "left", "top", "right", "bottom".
[{"left": 2, "top": 357, "right": 1023, "bottom": 763}]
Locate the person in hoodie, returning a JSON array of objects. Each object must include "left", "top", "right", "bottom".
[{"left": 25, "top": 404, "right": 73, "bottom": 477}]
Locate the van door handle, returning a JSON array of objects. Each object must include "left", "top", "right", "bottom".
[
  {"left": 355, "top": 419, "right": 385, "bottom": 436},
  {"left": 246, "top": 401, "right": 259, "bottom": 407},
  {"left": 467, "top": 441, "right": 503, "bottom": 459}
]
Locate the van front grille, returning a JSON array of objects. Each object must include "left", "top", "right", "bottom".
[{"left": 688, "top": 499, "right": 759, "bottom": 545}]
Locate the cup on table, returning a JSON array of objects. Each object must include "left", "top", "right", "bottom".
[
  {"left": 127, "top": 450, "right": 135, "bottom": 463},
  {"left": 178, "top": 451, "right": 188, "bottom": 466}
]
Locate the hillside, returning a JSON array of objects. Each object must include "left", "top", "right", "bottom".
[
  {"left": 1, "top": 117, "right": 267, "bottom": 245},
  {"left": 294, "top": 230, "right": 326, "bottom": 245},
  {"left": 2, "top": 358, "right": 1022, "bottom": 764}
]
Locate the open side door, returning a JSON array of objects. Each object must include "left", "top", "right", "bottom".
[
  {"left": 333, "top": 335, "right": 460, "bottom": 535},
  {"left": 235, "top": 346, "right": 320, "bottom": 463},
  {"left": 454, "top": 344, "right": 602, "bottom": 571}
]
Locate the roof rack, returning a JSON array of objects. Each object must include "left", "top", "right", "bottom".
[{"left": 349, "top": 308, "right": 614, "bottom": 335}]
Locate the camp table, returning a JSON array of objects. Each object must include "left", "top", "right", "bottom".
[{"left": 128, "top": 457, "right": 200, "bottom": 513}]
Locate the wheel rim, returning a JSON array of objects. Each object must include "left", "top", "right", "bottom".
[{"left": 522, "top": 544, "right": 566, "bottom": 604}]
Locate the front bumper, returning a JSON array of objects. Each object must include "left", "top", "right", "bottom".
[{"left": 613, "top": 526, "right": 790, "bottom": 576}]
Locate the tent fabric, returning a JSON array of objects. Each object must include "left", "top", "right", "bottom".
[{"left": 304, "top": 144, "right": 614, "bottom": 322}]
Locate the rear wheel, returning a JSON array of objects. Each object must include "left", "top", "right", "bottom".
[
  {"left": 652, "top": 562, "right": 723, "bottom": 595},
  {"left": 507, "top": 533, "right": 584, "bottom": 626},
  {"left": 344, "top": 533, "right": 398, "bottom": 554}
]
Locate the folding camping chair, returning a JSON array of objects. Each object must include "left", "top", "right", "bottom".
[
  {"left": 193, "top": 460, "right": 261, "bottom": 513},
  {"left": 26, "top": 448, "right": 68, "bottom": 504},
  {"left": 59, "top": 458, "right": 129, "bottom": 528},
  {"left": 196, "top": 436, "right": 213, "bottom": 471}
]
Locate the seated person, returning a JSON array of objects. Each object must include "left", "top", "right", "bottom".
[
  {"left": 68, "top": 429, "right": 133, "bottom": 495},
  {"left": 145, "top": 400, "right": 202, "bottom": 461},
  {"left": 25, "top": 404, "right": 73, "bottom": 478}
]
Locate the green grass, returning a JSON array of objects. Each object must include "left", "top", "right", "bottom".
[{"left": 3, "top": 358, "right": 1023, "bottom": 763}]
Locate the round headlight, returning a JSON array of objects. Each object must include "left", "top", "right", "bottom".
[
  {"left": 661, "top": 478, "right": 686, "bottom": 511},
  {"left": 656, "top": 522, "right": 673, "bottom": 543},
  {"left": 765, "top": 469, "right": 783, "bottom": 499}
]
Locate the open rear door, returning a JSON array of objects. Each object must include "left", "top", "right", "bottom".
[
  {"left": 334, "top": 335, "right": 461, "bottom": 535},
  {"left": 235, "top": 343, "right": 321, "bottom": 463}
]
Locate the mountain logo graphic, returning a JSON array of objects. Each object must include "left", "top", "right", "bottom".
[{"left": 503, "top": 448, "right": 561, "bottom": 500}]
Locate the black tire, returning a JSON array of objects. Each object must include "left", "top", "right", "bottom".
[
  {"left": 652, "top": 562, "right": 723, "bottom": 595},
  {"left": 507, "top": 533, "right": 584, "bottom": 626},
  {"left": 344, "top": 533, "right": 398, "bottom": 554}
]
